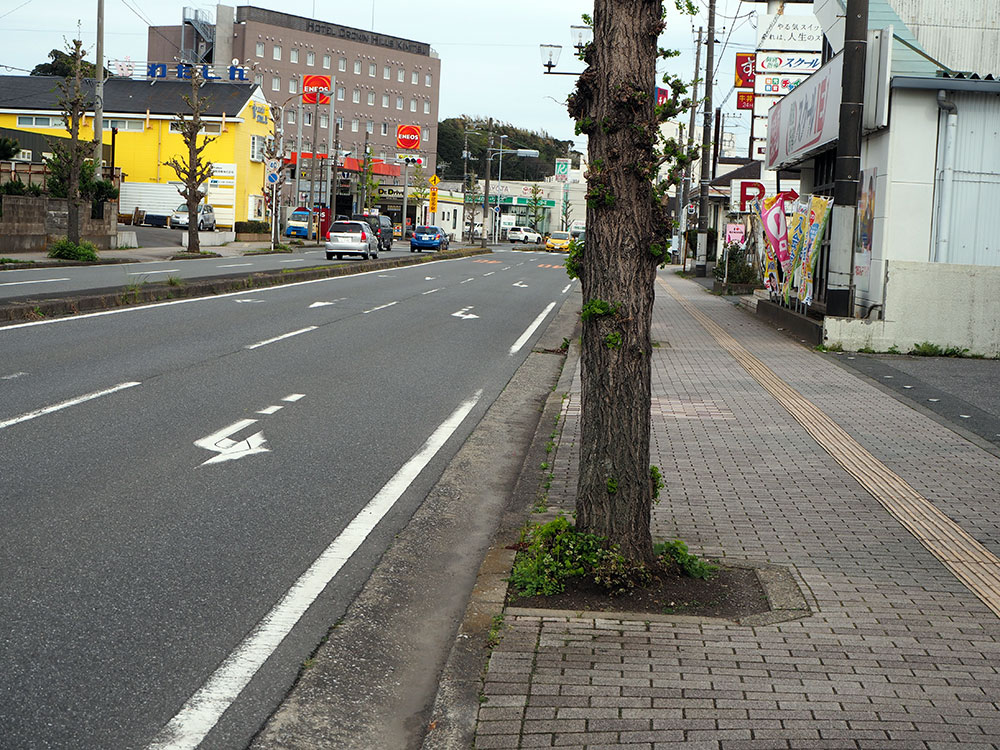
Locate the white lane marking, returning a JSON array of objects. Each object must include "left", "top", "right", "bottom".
[
  {"left": 363, "top": 301, "right": 398, "bottom": 314},
  {"left": 309, "top": 301, "right": 335, "bottom": 308},
  {"left": 928, "top": 398, "right": 940, "bottom": 403},
  {"left": 245, "top": 327, "right": 317, "bottom": 350},
  {"left": 0, "top": 277, "right": 70, "bottom": 287},
  {"left": 282, "top": 394, "right": 305, "bottom": 402},
  {"left": 0, "top": 258, "right": 457, "bottom": 332},
  {"left": 126, "top": 269, "right": 180, "bottom": 276},
  {"left": 483, "top": 272, "right": 495, "bottom": 277},
  {"left": 561, "top": 283, "right": 573, "bottom": 294},
  {"left": 509, "top": 302, "right": 557, "bottom": 356},
  {"left": 452, "top": 306, "right": 479, "bottom": 320},
  {"left": 0, "top": 381, "right": 141, "bottom": 431},
  {"left": 422, "top": 288, "right": 441, "bottom": 295},
  {"left": 512, "top": 281, "right": 528, "bottom": 288},
  {"left": 1, "top": 371, "right": 28, "bottom": 380},
  {"left": 377, "top": 274, "right": 395, "bottom": 278},
  {"left": 903, "top": 385, "right": 914, "bottom": 389},
  {"left": 960, "top": 414, "right": 972, "bottom": 419},
  {"left": 148, "top": 390, "right": 482, "bottom": 750},
  {"left": 502, "top": 266, "right": 511, "bottom": 270},
  {"left": 425, "top": 276, "right": 436, "bottom": 280},
  {"left": 460, "top": 278, "right": 474, "bottom": 284},
  {"left": 257, "top": 405, "right": 282, "bottom": 415},
  {"left": 194, "top": 419, "right": 269, "bottom": 466},
  {"left": 218, "top": 263, "right": 254, "bottom": 269},
  {"left": 278, "top": 259, "right": 306, "bottom": 264},
  {"left": 234, "top": 299, "right": 264, "bottom": 304}
]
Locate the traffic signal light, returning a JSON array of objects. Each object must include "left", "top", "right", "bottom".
[{"left": 403, "top": 156, "right": 423, "bottom": 166}]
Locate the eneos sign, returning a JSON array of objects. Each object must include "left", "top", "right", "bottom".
[
  {"left": 396, "top": 125, "right": 421, "bottom": 150},
  {"left": 302, "top": 75, "right": 331, "bottom": 105}
]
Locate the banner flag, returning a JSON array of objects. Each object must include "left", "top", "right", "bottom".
[{"left": 799, "top": 196, "right": 833, "bottom": 306}]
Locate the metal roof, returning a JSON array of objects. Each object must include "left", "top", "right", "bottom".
[
  {"left": 0, "top": 76, "right": 257, "bottom": 118},
  {"left": 892, "top": 76, "right": 1000, "bottom": 94}
]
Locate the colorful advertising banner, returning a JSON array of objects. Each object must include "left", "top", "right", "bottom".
[
  {"left": 783, "top": 198, "right": 810, "bottom": 302},
  {"left": 799, "top": 196, "right": 833, "bottom": 306},
  {"left": 735, "top": 53, "right": 756, "bottom": 88},
  {"left": 761, "top": 192, "right": 792, "bottom": 274},
  {"left": 856, "top": 168, "right": 876, "bottom": 281}
]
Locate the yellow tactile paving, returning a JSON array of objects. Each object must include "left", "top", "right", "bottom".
[{"left": 658, "top": 276, "right": 1000, "bottom": 619}]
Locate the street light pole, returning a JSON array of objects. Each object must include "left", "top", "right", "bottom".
[
  {"left": 696, "top": 0, "right": 716, "bottom": 278},
  {"left": 481, "top": 124, "right": 493, "bottom": 249}
]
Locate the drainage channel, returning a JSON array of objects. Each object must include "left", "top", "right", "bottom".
[{"left": 658, "top": 277, "right": 1000, "bottom": 619}]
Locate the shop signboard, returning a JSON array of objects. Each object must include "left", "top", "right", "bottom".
[
  {"left": 396, "top": 125, "right": 421, "bottom": 150},
  {"left": 302, "top": 75, "right": 331, "bottom": 104},
  {"left": 757, "top": 15, "right": 824, "bottom": 52},
  {"left": 766, "top": 53, "right": 843, "bottom": 171},
  {"left": 756, "top": 52, "right": 822, "bottom": 75},
  {"left": 735, "top": 53, "right": 756, "bottom": 89},
  {"left": 755, "top": 73, "right": 809, "bottom": 97}
]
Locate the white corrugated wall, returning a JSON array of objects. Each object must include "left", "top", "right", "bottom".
[
  {"left": 933, "top": 90, "right": 1000, "bottom": 266},
  {"left": 891, "top": 0, "right": 1000, "bottom": 74}
]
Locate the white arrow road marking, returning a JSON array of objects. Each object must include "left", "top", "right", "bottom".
[
  {"left": 510, "top": 302, "right": 556, "bottom": 355},
  {"left": 282, "top": 394, "right": 305, "bottom": 402},
  {"left": 246, "top": 327, "right": 317, "bottom": 349},
  {"left": 309, "top": 301, "right": 335, "bottom": 308},
  {"left": 452, "top": 306, "right": 479, "bottom": 320},
  {"left": 0, "top": 277, "right": 70, "bottom": 287},
  {"left": 422, "top": 288, "right": 441, "bottom": 295},
  {"left": 194, "top": 419, "right": 269, "bottom": 466},
  {"left": 218, "top": 263, "right": 254, "bottom": 268},
  {"left": 513, "top": 281, "right": 528, "bottom": 288},
  {"left": 0, "top": 381, "right": 141, "bottom": 431},
  {"left": 561, "top": 283, "right": 573, "bottom": 294},
  {"left": 363, "top": 301, "right": 398, "bottom": 314},
  {"left": 149, "top": 390, "right": 482, "bottom": 750}
]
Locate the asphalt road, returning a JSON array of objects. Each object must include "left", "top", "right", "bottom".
[{"left": 0, "top": 249, "right": 575, "bottom": 749}]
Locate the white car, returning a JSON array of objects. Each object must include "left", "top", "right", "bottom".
[
  {"left": 170, "top": 203, "right": 216, "bottom": 231},
  {"left": 508, "top": 226, "right": 541, "bottom": 244}
]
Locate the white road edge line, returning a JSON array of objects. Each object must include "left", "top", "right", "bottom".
[
  {"left": 561, "top": 283, "right": 573, "bottom": 294},
  {"left": 363, "top": 301, "right": 398, "bottom": 314},
  {"left": 509, "top": 302, "right": 556, "bottom": 356},
  {"left": 126, "top": 269, "right": 180, "bottom": 276},
  {"left": 422, "top": 288, "right": 441, "bottom": 295},
  {"left": 0, "top": 277, "right": 71, "bottom": 287},
  {"left": 218, "top": 263, "right": 254, "bottom": 268},
  {"left": 0, "top": 381, "right": 141, "bottom": 431},
  {"left": 146, "top": 389, "right": 483, "bottom": 750},
  {"left": 245, "top": 327, "right": 317, "bottom": 350}
]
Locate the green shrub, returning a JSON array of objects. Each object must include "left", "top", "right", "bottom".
[
  {"left": 654, "top": 540, "right": 717, "bottom": 579},
  {"left": 0, "top": 178, "right": 28, "bottom": 196},
  {"left": 48, "top": 237, "right": 99, "bottom": 262},
  {"left": 713, "top": 241, "right": 760, "bottom": 285},
  {"left": 235, "top": 220, "right": 271, "bottom": 233}
]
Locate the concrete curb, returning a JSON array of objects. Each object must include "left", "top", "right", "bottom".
[
  {"left": 421, "top": 289, "right": 583, "bottom": 750},
  {"left": 0, "top": 247, "right": 490, "bottom": 323}
]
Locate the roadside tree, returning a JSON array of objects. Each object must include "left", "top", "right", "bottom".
[
  {"left": 566, "top": 1, "right": 698, "bottom": 564},
  {"left": 526, "top": 184, "right": 545, "bottom": 231},
  {"left": 164, "top": 68, "right": 217, "bottom": 254},
  {"left": 31, "top": 48, "right": 101, "bottom": 78},
  {"left": 0, "top": 137, "right": 19, "bottom": 160},
  {"left": 407, "top": 164, "right": 430, "bottom": 222}
]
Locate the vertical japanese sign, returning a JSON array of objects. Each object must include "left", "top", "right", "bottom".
[
  {"left": 856, "top": 168, "right": 876, "bottom": 283},
  {"left": 735, "top": 53, "right": 756, "bottom": 89}
]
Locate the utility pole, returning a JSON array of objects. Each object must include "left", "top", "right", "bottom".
[
  {"left": 331, "top": 126, "right": 340, "bottom": 217},
  {"left": 93, "top": 0, "right": 105, "bottom": 167},
  {"left": 712, "top": 107, "right": 721, "bottom": 179},
  {"left": 401, "top": 159, "right": 410, "bottom": 233},
  {"left": 462, "top": 123, "right": 472, "bottom": 241},
  {"left": 295, "top": 99, "right": 304, "bottom": 207},
  {"left": 309, "top": 98, "right": 320, "bottom": 239},
  {"left": 360, "top": 130, "right": 371, "bottom": 211},
  {"left": 679, "top": 26, "right": 702, "bottom": 272},
  {"left": 696, "top": 0, "right": 716, "bottom": 277},
  {"left": 480, "top": 122, "right": 493, "bottom": 249},
  {"left": 827, "top": 0, "right": 869, "bottom": 316}
]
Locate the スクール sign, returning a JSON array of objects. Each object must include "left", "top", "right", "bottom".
[{"left": 396, "top": 125, "right": 421, "bottom": 150}]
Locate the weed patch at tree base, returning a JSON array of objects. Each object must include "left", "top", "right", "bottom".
[{"left": 508, "top": 563, "right": 768, "bottom": 621}]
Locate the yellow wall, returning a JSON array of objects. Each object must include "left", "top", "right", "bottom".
[{"left": 0, "top": 98, "right": 272, "bottom": 225}]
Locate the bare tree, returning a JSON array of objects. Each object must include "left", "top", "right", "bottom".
[
  {"left": 407, "top": 164, "right": 430, "bottom": 223},
  {"left": 566, "top": 1, "right": 698, "bottom": 564},
  {"left": 50, "top": 38, "right": 91, "bottom": 245},
  {"left": 164, "top": 67, "right": 217, "bottom": 254}
]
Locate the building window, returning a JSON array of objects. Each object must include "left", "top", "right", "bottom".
[
  {"left": 425, "top": 73, "right": 432, "bottom": 87},
  {"left": 304, "top": 111, "right": 313, "bottom": 126},
  {"left": 290, "top": 49, "right": 298, "bottom": 64},
  {"left": 381, "top": 122, "right": 389, "bottom": 136},
  {"left": 351, "top": 119, "right": 359, "bottom": 132},
  {"left": 423, "top": 100, "right": 430, "bottom": 114},
  {"left": 306, "top": 51, "right": 315, "bottom": 66},
  {"left": 250, "top": 134, "right": 266, "bottom": 161},
  {"left": 383, "top": 65, "right": 390, "bottom": 79},
  {"left": 271, "top": 76, "right": 280, "bottom": 91},
  {"left": 289, "top": 78, "right": 297, "bottom": 94},
  {"left": 336, "top": 116, "right": 343, "bottom": 130},
  {"left": 288, "top": 110, "right": 296, "bottom": 125},
  {"left": 170, "top": 122, "right": 222, "bottom": 134},
  {"left": 337, "top": 86, "right": 345, "bottom": 101},
  {"left": 381, "top": 93, "right": 389, "bottom": 108},
  {"left": 396, "top": 95, "right": 403, "bottom": 110},
  {"left": 366, "top": 120, "right": 373, "bottom": 134},
  {"left": 105, "top": 119, "right": 143, "bottom": 131},
  {"left": 353, "top": 60, "right": 362, "bottom": 74},
  {"left": 411, "top": 71, "right": 418, "bottom": 85},
  {"left": 12, "top": 149, "right": 31, "bottom": 161},
  {"left": 255, "top": 41, "right": 264, "bottom": 57},
  {"left": 410, "top": 99, "right": 416, "bottom": 112},
  {"left": 352, "top": 89, "right": 360, "bottom": 104},
  {"left": 273, "top": 44, "right": 281, "bottom": 60},
  {"left": 320, "top": 113, "right": 329, "bottom": 128},
  {"left": 397, "top": 68, "right": 404, "bottom": 82},
  {"left": 367, "top": 92, "right": 375, "bottom": 106},
  {"left": 379, "top": 151, "right": 386, "bottom": 161},
  {"left": 368, "top": 62, "right": 376, "bottom": 77},
  {"left": 254, "top": 73, "right": 263, "bottom": 86},
  {"left": 338, "top": 57, "right": 347, "bottom": 72},
  {"left": 323, "top": 54, "right": 331, "bottom": 69}
]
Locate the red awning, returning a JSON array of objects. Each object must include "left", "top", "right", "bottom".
[{"left": 285, "top": 153, "right": 400, "bottom": 177}]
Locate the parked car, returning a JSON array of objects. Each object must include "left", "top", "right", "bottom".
[
  {"left": 170, "top": 203, "right": 216, "bottom": 231},
  {"left": 545, "top": 230, "right": 572, "bottom": 252},
  {"left": 352, "top": 213, "right": 394, "bottom": 252},
  {"left": 508, "top": 226, "right": 541, "bottom": 244},
  {"left": 325, "top": 220, "right": 379, "bottom": 260},
  {"left": 410, "top": 225, "right": 449, "bottom": 253}
]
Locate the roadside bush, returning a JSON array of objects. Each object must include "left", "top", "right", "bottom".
[
  {"left": 235, "top": 220, "right": 271, "bottom": 234},
  {"left": 48, "top": 237, "right": 99, "bottom": 262},
  {"left": 713, "top": 241, "right": 760, "bottom": 285}
]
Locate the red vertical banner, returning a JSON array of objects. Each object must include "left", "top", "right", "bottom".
[
  {"left": 736, "top": 91, "right": 755, "bottom": 110},
  {"left": 735, "top": 53, "right": 756, "bottom": 89}
]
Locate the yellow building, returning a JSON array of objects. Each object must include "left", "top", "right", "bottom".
[{"left": 0, "top": 73, "right": 273, "bottom": 226}]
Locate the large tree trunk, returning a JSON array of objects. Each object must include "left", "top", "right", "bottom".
[
  {"left": 187, "top": 135, "right": 201, "bottom": 254},
  {"left": 571, "top": 0, "right": 661, "bottom": 564}
]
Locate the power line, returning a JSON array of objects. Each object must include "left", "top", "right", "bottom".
[{"left": 0, "top": 0, "right": 33, "bottom": 21}]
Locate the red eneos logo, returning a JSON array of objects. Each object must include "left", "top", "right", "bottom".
[
  {"left": 396, "top": 125, "right": 421, "bottom": 150},
  {"left": 302, "top": 75, "right": 331, "bottom": 105}
]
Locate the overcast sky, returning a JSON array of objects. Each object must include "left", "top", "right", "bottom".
[{"left": 1, "top": 0, "right": 760, "bottom": 148}]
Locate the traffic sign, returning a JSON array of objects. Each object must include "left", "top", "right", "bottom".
[
  {"left": 266, "top": 172, "right": 279, "bottom": 185},
  {"left": 429, "top": 193, "right": 438, "bottom": 212},
  {"left": 428, "top": 174, "right": 440, "bottom": 187},
  {"left": 265, "top": 158, "right": 280, "bottom": 175},
  {"left": 493, "top": 206, "right": 501, "bottom": 215}
]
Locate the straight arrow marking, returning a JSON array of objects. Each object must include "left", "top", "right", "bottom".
[{"left": 194, "top": 419, "right": 270, "bottom": 466}]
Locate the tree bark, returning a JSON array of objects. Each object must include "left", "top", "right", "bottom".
[{"left": 569, "top": 0, "right": 661, "bottom": 564}]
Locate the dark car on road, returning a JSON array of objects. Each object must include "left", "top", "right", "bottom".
[
  {"left": 352, "top": 213, "right": 394, "bottom": 252},
  {"left": 410, "top": 225, "right": 449, "bottom": 253}
]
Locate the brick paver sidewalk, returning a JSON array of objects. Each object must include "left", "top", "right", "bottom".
[{"left": 476, "top": 271, "right": 1000, "bottom": 749}]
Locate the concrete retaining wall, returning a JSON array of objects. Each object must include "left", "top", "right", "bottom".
[
  {"left": 824, "top": 260, "right": 1000, "bottom": 356},
  {"left": 0, "top": 195, "right": 117, "bottom": 252}
]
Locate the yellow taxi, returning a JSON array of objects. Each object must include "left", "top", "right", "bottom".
[{"left": 545, "top": 230, "right": 572, "bottom": 252}]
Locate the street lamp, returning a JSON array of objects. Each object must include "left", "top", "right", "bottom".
[
  {"left": 540, "top": 25, "right": 590, "bottom": 75},
  {"left": 480, "top": 141, "right": 539, "bottom": 249}
]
